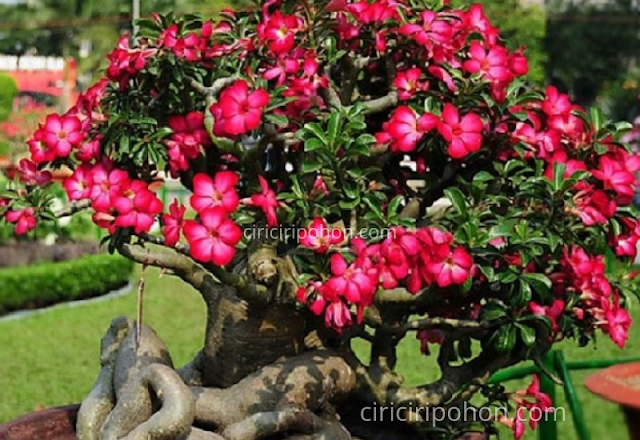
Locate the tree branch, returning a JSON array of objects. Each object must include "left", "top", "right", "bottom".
[
  {"left": 360, "top": 91, "right": 398, "bottom": 115},
  {"left": 319, "top": 65, "right": 343, "bottom": 109},
  {"left": 54, "top": 199, "right": 91, "bottom": 218},
  {"left": 135, "top": 233, "right": 247, "bottom": 290},
  {"left": 397, "top": 317, "right": 497, "bottom": 333},
  {"left": 117, "top": 242, "right": 221, "bottom": 302},
  {"left": 187, "top": 76, "right": 238, "bottom": 97}
]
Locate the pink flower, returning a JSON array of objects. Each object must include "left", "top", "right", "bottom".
[
  {"left": 376, "top": 106, "right": 439, "bottom": 153},
  {"left": 166, "top": 112, "right": 211, "bottom": 168},
  {"left": 542, "top": 86, "right": 572, "bottom": 117},
  {"left": 395, "top": 68, "right": 428, "bottom": 100},
  {"left": 89, "top": 166, "right": 130, "bottom": 212},
  {"left": 437, "top": 104, "right": 483, "bottom": 159},
  {"left": 257, "top": 11, "right": 301, "bottom": 54},
  {"left": 183, "top": 207, "right": 242, "bottom": 266},
  {"left": 112, "top": 181, "right": 164, "bottom": 234},
  {"left": 190, "top": 172, "right": 239, "bottom": 213},
  {"left": 76, "top": 137, "right": 101, "bottom": 163},
  {"left": 601, "top": 295, "right": 632, "bottom": 348},
  {"left": 299, "top": 217, "right": 344, "bottom": 253},
  {"left": 18, "top": 159, "right": 51, "bottom": 186},
  {"left": 463, "top": 41, "right": 512, "bottom": 83},
  {"left": 106, "top": 35, "right": 155, "bottom": 88},
  {"left": 162, "top": 200, "right": 186, "bottom": 247},
  {"left": 246, "top": 176, "right": 281, "bottom": 228},
  {"left": 399, "top": 11, "right": 452, "bottom": 48},
  {"left": 325, "top": 253, "right": 378, "bottom": 304},
  {"left": 41, "top": 113, "right": 84, "bottom": 158},
  {"left": 27, "top": 129, "right": 55, "bottom": 164},
  {"left": 428, "top": 66, "right": 456, "bottom": 92},
  {"left": 212, "top": 80, "right": 270, "bottom": 135},
  {"left": 263, "top": 55, "right": 299, "bottom": 85},
  {"left": 425, "top": 247, "right": 474, "bottom": 287},
  {"left": 324, "top": 300, "right": 352, "bottom": 330},
  {"left": 63, "top": 165, "right": 93, "bottom": 201},
  {"left": 529, "top": 299, "right": 565, "bottom": 331},
  {"left": 6, "top": 208, "right": 37, "bottom": 235},
  {"left": 592, "top": 155, "right": 638, "bottom": 197}
]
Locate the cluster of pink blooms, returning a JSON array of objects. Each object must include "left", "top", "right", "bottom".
[
  {"left": 298, "top": 224, "right": 474, "bottom": 330},
  {"left": 63, "top": 162, "right": 163, "bottom": 234},
  {"left": 526, "top": 246, "right": 632, "bottom": 348},
  {"left": 375, "top": 103, "right": 483, "bottom": 158},
  {"left": 507, "top": 85, "right": 640, "bottom": 259},
  {"left": 159, "top": 172, "right": 282, "bottom": 266},
  {"left": 498, "top": 375, "right": 553, "bottom": 440},
  {"left": 561, "top": 246, "right": 631, "bottom": 348},
  {"left": 107, "top": 36, "right": 156, "bottom": 90},
  {"left": 210, "top": 80, "right": 270, "bottom": 137},
  {"left": 165, "top": 112, "right": 211, "bottom": 175}
]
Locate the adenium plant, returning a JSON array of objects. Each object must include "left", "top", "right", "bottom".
[{"left": 1, "top": 0, "right": 638, "bottom": 439}]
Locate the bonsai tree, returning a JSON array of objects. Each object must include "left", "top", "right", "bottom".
[{"left": 1, "top": 1, "right": 638, "bottom": 439}]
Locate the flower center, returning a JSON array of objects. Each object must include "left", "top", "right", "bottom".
[{"left": 57, "top": 130, "right": 68, "bottom": 140}]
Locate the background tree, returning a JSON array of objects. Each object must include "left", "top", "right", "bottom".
[{"left": 545, "top": 0, "right": 640, "bottom": 107}]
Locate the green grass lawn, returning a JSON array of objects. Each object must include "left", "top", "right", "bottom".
[{"left": 0, "top": 266, "right": 638, "bottom": 440}]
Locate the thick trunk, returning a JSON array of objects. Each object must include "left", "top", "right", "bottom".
[{"left": 200, "top": 287, "right": 306, "bottom": 388}]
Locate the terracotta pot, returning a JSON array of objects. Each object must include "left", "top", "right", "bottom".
[
  {"left": 0, "top": 404, "right": 488, "bottom": 440},
  {"left": 0, "top": 405, "right": 79, "bottom": 440},
  {"left": 585, "top": 362, "right": 640, "bottom": 440}
]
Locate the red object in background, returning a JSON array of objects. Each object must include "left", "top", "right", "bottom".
[
  {"left": 585, "top": 362, "right": 640, "bottom": 440},
  {"left": 0, "top": 57, "right": 78, "bottom": 106}
]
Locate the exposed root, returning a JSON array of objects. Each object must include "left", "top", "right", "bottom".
[
  {"left": 100, "top": 364, "right": 195, "bottom": 440},
  {"left": 192, "top": 350, "right": 356, "bottom": 429},
  {"left": 221, "top": 408, "right": 321, "bottom": 440},
  {"left": 77, "top": 317, "right": 133, "bottom": 440},
  {"left": 112, "top": 321, "right": 173, "bottom": 398}
]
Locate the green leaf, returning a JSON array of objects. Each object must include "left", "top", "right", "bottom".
[
  {"left": 552, "top": 162, "right": 566, "bottom": 191},
  {"left": 342, "top": 180, "right": 360, "bottom": 199},
  {"left": 482, "top": 305, "right": 508, "bottom": 321},
  {"left": 472, "top": 171, "right": 494, "bottom": 190},
  {"left": 355, "top": 133, "right": 376, "bottom": 147},
  {"left": 327, "top": 112, "right": 342, "bottom": 146},
  {"left": 590, "top": 107, "right": 604, "bottom": 132},
  {"left": 301, "top": 159, "right": 322, "bottom": 174},
  {"left": 363, "top": 194, "right": 384, "bottom": 221},
  {"left": 304, "top": 138, "right": 325, "bottom": 153},
  {"left": 119, "top": 136, "right": 130, "bottom": 154},
  {"left": 516, "top": 323, "right": 536, "bottom": 347},
  {"left": 491, "top": 324, "right": 516, "bottom": 353},
  {"left": 444, "top": 187, "right": 466, "bottom": 217},
  {"left": 302, "top": 122, "right": 328, "bottom": 145},
  {"left": 387, "top": 195, "right": 405, "bottom": 219},
  {"left": 265, "top": 113, "right": 289, "bottom": 127},
  {"left": 521, "top": 273, "right": 552, "bottom": 290},
  {"left": 339, "top": 197, "right": 360, "bottom": 209},
  {"left": 488, "top": 224, "right": 513, "bottom": 241}
]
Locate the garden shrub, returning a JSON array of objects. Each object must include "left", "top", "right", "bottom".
[
  {"left": 0, "top": 253, "right": 133, "bottom": 314},
  {"left": 0, "top": 74, "right": 18, "bottom": 122}
]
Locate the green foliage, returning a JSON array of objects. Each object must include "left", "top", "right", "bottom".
[
  {"left": 596, "top": 67, "right": 640, "bottom": 121},
  {"left": 545, "top": 0, "right": 640, "bottom": 106},
  {"left": 453, "top": 0, "right": 547, "bottom": 85},
  {"left": 0, "top": 253, "right": 133, "bottom": 314},
  {"left": 0, "top": 74, "right": 17, "bottom": 122}
]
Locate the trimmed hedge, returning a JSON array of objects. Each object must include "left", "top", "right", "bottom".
[
  {"left": 0, "top": 253, "right": 134, "bottom": 314},
  {"left": 0, "top": 73, "right": 17, "bottom": 122}
]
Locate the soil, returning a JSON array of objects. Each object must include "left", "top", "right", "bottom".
[{"left": 0, "top": 241, "right": 99, "bottom": 268}]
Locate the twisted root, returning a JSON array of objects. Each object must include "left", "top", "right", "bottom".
[{"left": 78, "top": 318, "right": 357, "bottom": 440}]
